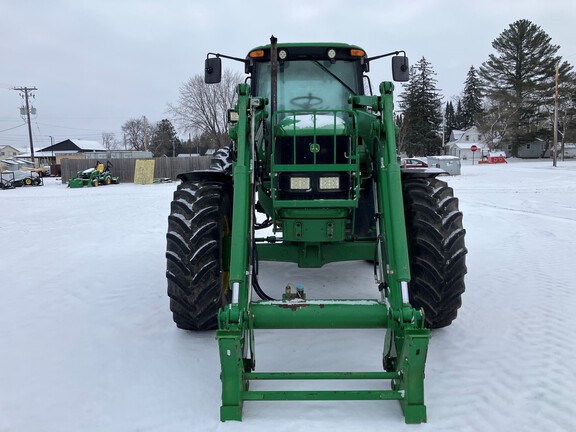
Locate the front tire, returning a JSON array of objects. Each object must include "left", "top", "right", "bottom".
[
  {"left": 402, "top": 177, "right": 467, "bottom": 328},
  {"left": 166, "top": 180, "right": 232, "bottom": 330}
]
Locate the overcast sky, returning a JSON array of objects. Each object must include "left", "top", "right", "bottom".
[{"left": 1, "top": 0, "right": 575, "bottom": 152}]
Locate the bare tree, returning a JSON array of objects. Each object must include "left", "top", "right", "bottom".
[
  {"left": 102, "top": 132, "right": 121, "bottom": 150},
  {"left": 477, "top": 94, "right": 519, "bottom": 151},
  {"left": 168, "top": 69, "right": 243, "bottom": 148},
  {"left": 121, "top": 117, "right": 154, "bottom": 151},
  {"left": 395, "top": 113, "right": 409, "bottom": 155}
]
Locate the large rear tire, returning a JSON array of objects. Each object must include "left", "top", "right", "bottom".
[
  {"left": 166, "top": 180, "right": 232, "bottom": 330},
  {"left": 402, "top": 177, "right": 467, "bottom": 328},
  {"left": 210, "top": 146, "right": 234, "bottom": 173}
]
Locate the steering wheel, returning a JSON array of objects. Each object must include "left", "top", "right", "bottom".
[{"left": 290, "top": 94, "right": 323, "bottom": 110}]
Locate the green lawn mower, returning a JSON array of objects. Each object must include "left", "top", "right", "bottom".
[{"left": 68, "top": 161, "right": 120, "bottom": 188}]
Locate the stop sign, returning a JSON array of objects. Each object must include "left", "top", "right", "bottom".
[{"left": 471, "top": 145, "right": 478, "bottom": 152}]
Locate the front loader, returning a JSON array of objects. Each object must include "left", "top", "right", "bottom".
[
  {"left": 166, "top": 37, "right": 467, "bottom": 423},
  {"left": 68, "top": 161, "right": 119, "bottom": 188}
]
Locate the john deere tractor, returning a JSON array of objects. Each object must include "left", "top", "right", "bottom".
[
  {"left": 166, "top": 37, "right": 467, "bottom": 423},
  {"left": 68, "top": 161, "right": 119, "bottom": 188}
]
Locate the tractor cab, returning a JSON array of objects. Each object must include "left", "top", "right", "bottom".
[
  {"left": 248, "top": 43, "right": 366, "bottom": 112},
  {"left": 247, "top": 45, "right": 367, "bottom": 223},
  {"left": 204, "top": 42, "right": 411, "bottom": 261}
]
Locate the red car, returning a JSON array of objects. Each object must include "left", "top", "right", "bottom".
[{"left": 401, "top": 158, "right": 428, "bottom": 168}]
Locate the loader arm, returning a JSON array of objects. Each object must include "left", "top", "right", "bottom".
[{"left": 216, "top": 80, "right": 430, "bottom": 423}]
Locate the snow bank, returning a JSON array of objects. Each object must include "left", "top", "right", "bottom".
[{"left": 1, "top": 161, "right": 575, "bottom": 432}]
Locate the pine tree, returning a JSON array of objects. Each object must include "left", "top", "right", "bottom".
[
  {"left": 558, "top": 72, "right": 576, "bottom": 153},
  {"left": 444, "top": 101, "right": 455, "bottom": 143},
  {"left": 461, "top": 66, "right": 483, "bottom": 128},
  {"left": 399, "top": 57, "right": 443, "bottom": 156},
  {"left": 454, "top": 99, "right": 465, "bottom": 130},
  {"left": 479, "top": 19, "right": 573, "bottom": 156},
  {"left": 150, "top": 119, "right": 182, "bottom": 157}
]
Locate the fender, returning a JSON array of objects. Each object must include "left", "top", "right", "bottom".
[
  {"left": 400, "top": 167, "right": 447, "bottom": 178},
  {"left": 177, "top": 170, "right": 232, "bottom": 184}
]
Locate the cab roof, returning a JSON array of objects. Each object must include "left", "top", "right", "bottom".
[{"left": 246, "top": 42, "right": 368, "bottom": 62}]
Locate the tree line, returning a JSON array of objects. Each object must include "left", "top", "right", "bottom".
[
  {"left": 109, "top": 19, "right": 575, "bottom": 159},
  {"left": 399, "top": 19, "right": 576, "bottom": 157},
  {"left": 104, "top": 69, "right": 243, "bottom": 158}
]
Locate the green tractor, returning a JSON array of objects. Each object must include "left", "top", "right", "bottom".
[
  {"left": 166, "top": 37, "right": 467, "bottom": 423},
  {"left": 68, "top": 161, "right": 120, "bottom": 188}
]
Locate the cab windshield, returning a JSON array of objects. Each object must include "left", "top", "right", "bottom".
[{"left": 254, "top": 59, "right": 363, "bottom": 113}]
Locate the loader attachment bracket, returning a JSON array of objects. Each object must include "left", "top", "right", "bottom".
[{"left": 217, "top": 297, "right": 430, "bottom": 423}]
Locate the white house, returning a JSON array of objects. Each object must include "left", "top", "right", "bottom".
[
  {"left": 0, "top": 145, "right": 21, "bottom": 158},
  {"left": 444, "top": 126, "right": 487, "bottom": 160}
]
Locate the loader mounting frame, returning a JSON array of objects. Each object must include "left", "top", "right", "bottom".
[{"left": 216, "top": 82, "right": 430, "bottom": 423}]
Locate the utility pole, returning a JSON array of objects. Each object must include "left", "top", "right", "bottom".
[
  {"left": 13, "top": 86, "right": 37, "bottom": 163},
  {"left": 553, "top": 63, "right": 559, "bottom": 167},
  {"left": 49, "top": 135, "right": 54, "bottom": 160},
  {"left": 143, "top": 115, "right": 148, "bottom": 151},
  {"left": 441, "top": 104, "right": 446, "bottom": 155}
]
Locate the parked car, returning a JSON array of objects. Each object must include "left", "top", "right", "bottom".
[{"left": 401, "top": 158, "right": 428, "bottom": 168}]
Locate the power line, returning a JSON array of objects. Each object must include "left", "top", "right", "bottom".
[
  {"left": 34, "top": 121, "right": 116, "bottom": 132},
  {"left": 0, "top": 123, "right": 26, "bottom": 133}
]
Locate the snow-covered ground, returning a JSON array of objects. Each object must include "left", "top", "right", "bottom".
[{"left": 1, "top": 160, "right": 575, "bottom": 432}]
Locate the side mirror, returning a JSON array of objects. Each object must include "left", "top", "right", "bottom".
[
  {"left": 392, "top": 56, "right": 410, "bottom": 82},
  {"left": 205, "top": 57, "right": 222, "bottom": 84}
]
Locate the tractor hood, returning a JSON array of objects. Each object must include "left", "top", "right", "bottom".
[{"left": 276, "top": 113, "right": 349, "bottom": 137}]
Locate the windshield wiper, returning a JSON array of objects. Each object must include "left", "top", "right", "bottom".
[{"left": 309, "top": 58, "right": 357, "bottom": 96}]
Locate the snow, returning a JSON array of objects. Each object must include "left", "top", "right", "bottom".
[
  {"left": 283, "top": 113, "right": 346, "bottom": 129},
  {"left": 1, "top": 160, "right": 576, "bottom": 432}
]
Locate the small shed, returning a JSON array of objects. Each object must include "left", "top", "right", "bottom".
[{"left": 426, "top": 156, "right": 461, "bottom": 175}]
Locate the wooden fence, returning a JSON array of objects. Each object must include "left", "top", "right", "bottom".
[{"left": 60, "top": 157, "right": 212, "bottom": 183}]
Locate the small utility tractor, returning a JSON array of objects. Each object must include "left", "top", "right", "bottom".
[
  {"left": 68, "top": 161, "right": 119, "bottom": 188},
  {"left": 166, "top": 37, "right": 467, "bottom": 423}
]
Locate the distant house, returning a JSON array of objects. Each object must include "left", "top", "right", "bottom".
[
  {"left": 444, "top": 126, "right": 488, "bottom": 160},
  {"left": 39, "top": 139, "right": 106, "bottom": 154},
  {"left": 505, "top": 139, "right": 548, "bottom": 158},
  {"left": 0, "top": 145, "right": 21, "bottom": 158},
  {"left": 561, "top": 143, "right": 576, "bottom": 158},
  {"left": 538, "top": 142, "right": 576, "bottom": 159},
  {"left": 36, "top": 139, "right": 152, "bottom": 162},
  {"left": 0, "top": 158, "right": 19, "bottom": 171},
  {"left": 16, "top": 139, "right": 108, "bottom": 164},
  {"left": 0, "top": 158, "right": 35, "bottom": 172}
]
